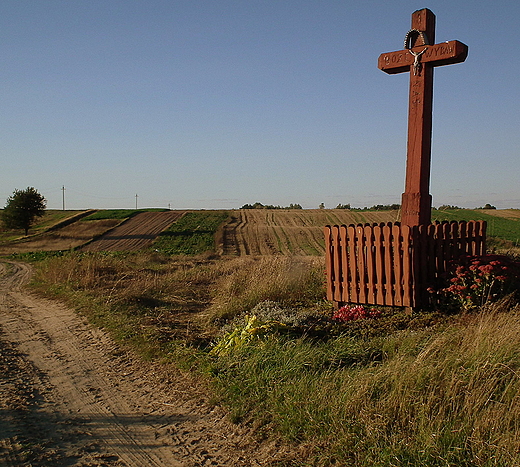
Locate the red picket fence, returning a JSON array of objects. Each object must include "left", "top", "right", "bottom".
[{"left": 324, "top": 220, "right": 486, "bottom": 308}]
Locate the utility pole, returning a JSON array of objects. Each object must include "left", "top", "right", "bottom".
[
  {"left": 62, "top": 185, "right": 66, "bottom": 210},
  {"left": 135, "top": 194, "right": 138, "bottom": 210}
]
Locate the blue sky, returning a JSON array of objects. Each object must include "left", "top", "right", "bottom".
[{"left": 1, "top": 0, "right": 518, "bottom": 210}]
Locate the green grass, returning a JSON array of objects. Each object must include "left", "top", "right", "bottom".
[
  {"left": 432, "top": 209, "right": 520, "bottom": 243},
  {"left": 153, "top": 211, "right": 229, "bottom": 255},
  {"left": 82, "top": 209, "right": 143, "bottom": 221}
]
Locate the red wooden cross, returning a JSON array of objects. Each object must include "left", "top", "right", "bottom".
[{"left": 378, "top": 9, "right": 468, "bottom": 226}]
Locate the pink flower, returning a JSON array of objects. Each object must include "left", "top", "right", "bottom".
[{"left": 333, "top": 305, "right": 381, "bottom": 323}]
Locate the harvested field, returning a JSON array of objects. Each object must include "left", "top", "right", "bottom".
[
  {"left": 475, "top": 209, "right": 520, "bottom": 219},
  {"left": 221, "top": 209, "right": 398, "bottom": 256},
  {"left": 81, "top": 211, "right": 184, "bottom": 252}
]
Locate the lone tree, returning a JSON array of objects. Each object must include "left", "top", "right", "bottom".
[{"left": 2, "top": 187, "right": 46, "bottom": 236}]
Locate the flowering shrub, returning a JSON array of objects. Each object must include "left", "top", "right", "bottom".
[
  {"left": 333, "top": 305, "right": 381, "bottom": 323},
  {"left": 210, "top": 315, "right": 287, "bottom": 356},
  {"left": 439, "top": 254, "right": 520, "bottom": 310}
]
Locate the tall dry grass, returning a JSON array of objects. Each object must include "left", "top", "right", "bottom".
[
  {"left": 206, "top": 255, "right": 326, "bottom": 322},
  {"left": 338, "top": 304, "right": 520, "bottom": 465}
]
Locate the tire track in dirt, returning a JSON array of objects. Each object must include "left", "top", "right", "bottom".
[
  {"left": 82, "top": 212, "right": 184, "bottom": 252},
  {"left": 0, "top": 261, "right": 288, "bottom": 466}
]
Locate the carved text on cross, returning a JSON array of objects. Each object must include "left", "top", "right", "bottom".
[{"left": 378, "top": 9, "right": 468, "bottom": 226}]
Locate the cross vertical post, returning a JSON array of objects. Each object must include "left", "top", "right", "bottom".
[
  {"left": 402, "top": 9, "right": 435, "bottom": 226},
  {"left": 378, "top": 9, "right": 468, "bottom": 226}
]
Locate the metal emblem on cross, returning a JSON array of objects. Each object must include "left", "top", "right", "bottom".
[{"left": 378, "top": 9, "right": 468, "bottom": 226}]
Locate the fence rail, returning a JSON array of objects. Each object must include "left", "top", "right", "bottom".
[{"left": 324, "top": 220, "right": 486, "bottom": 308}]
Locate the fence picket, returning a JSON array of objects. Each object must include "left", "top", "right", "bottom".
[
  {"left": 324, "top": 226, "right": 333, "bottom": 301},
  {"left": 356, "top": 226, "right": 367, "bottom": 303},
  {"left": 347, "top": 225, "right": 358, "bottom": 303},
  {"left": 374, "top": 225, "right": 385, "bottom": 304},
  {"left": 402, "top": 225, "right": 413, "bottom": 307},
  {"left": 382, "top": 225, "right": 393, "bottom": 305},
  {"left": 339, "top": 226, "right": 349, "bottom": 302},
  {"left": 392, "top": 225, "right": 404, "bottom": 306},
  {"left": 331, "top": 226, "right": 342, "bottom": 302},
  {"left": 364, "top": 225, "right": 376, "bottom": 303}
]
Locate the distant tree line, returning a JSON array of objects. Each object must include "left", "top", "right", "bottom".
[
  {"left": 241, "top": 202, "right": 498, "bottom": 211},
  {"left": 435, "top": 204, "right": 496, "bottom": 210},
  {"left": 241, "top": 202, "right": 303, "bottom": 210},
  {"left": 434, "top": 205, "right": 461, "bottom": 211},
  {"left": 335, "top": 203, "right": 401, "bottom": 211}
]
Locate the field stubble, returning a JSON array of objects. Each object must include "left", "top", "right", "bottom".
[{"left": 221, "top": 209, "right": 398, "bottom": 256}]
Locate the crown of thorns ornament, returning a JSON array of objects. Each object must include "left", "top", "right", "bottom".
[{"left": 404, "top": 28, "right": 430, "bottom": 75}]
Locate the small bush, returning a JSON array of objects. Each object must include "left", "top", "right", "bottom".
[{"left": 209, "top": 314, "right": 287, "bottom": 356}]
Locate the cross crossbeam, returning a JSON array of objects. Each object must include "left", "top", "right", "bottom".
[
  {"left": 379, "top": 40, "right": 468, "bottom": 74},
  {"left": 378, "top": 9, "right": 468, "bottom": 226}
]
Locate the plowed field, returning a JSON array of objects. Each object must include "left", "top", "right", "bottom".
[
  {"left": 82, "top": 211, "right": 184, "bottom": 252},
  {"left": 221, "top": 209, "right": 398, "bottom": 256}
]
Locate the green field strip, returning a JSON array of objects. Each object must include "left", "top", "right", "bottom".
[{"left": 432, "top": 209, "right": 520, "bottom": 243}]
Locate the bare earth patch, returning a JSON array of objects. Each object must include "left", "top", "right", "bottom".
[
  {"left": 81, "top": 212, "right": 185, "bottom": 252},
  {"left": 0, "top": 261, "right": 290, "bottom": 466}
]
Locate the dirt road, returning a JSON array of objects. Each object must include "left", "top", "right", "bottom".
[{"left": 0, "top": 261, "right": 284, "bottom": 466}]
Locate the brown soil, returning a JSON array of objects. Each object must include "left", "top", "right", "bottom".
[
  {"left": 0, "top": 261, "right": 290, "bottom": 466},
  {"left": 81, "top": 212, "right": 185, "bottom": 252},
  {"left": 0, "top": 219, "right": 121, "bottom": 255},
  {"left": 221, "top": 209, "right": 398, "bottom": 256}
]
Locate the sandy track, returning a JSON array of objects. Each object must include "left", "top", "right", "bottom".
[
  {"left": 82, "top": 212, "right": 184, "bottom": 252},
  {"left": 0, "top": 261, "right": 284, "bottom": 466}
]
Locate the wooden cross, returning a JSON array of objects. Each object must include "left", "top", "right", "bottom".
[{"left": 378, "top": 9, "right": 468, "bottom": 226}]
